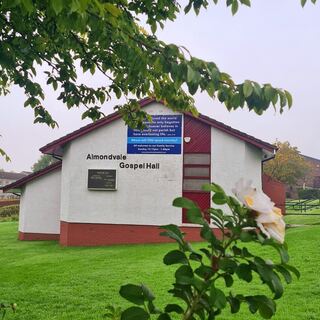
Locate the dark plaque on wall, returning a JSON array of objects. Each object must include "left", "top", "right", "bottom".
[{"left": 87, "top": 169, "right": 117, "bottom": 190}]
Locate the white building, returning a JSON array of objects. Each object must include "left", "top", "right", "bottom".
[{"left": 3, "top": 98, "right": 276, "bottom": 246}]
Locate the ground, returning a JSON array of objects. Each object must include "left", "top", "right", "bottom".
[{"left": 0, "top": 222, "right": 319, "bottom": 320}]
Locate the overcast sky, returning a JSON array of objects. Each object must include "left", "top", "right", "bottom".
[{"left": 1, "top": 0, "right": 319, "bottom": 172}]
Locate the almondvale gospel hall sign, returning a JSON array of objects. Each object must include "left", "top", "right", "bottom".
[{"left": 86, "top": 115, "right": 182, "bottom": 190}]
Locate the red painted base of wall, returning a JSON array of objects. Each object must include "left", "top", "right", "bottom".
[
  {"left": 60, "top": 221, "right": 222, "bottom": 246},
  {"left": 18, "top": 231, "right": 59, "bottom": 241}
]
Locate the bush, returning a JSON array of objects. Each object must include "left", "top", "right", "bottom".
[
  {"left": 0, "top": 205, "right": 19, "bottom": 221},
  {"left": 108, "top": 182, "right": 298, "bottom": 320},
  {"left": 298, "top": 188, "right": 320, "bottom": 199}
]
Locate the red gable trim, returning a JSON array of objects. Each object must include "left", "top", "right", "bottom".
[
  {"left": 40, "top": 97, "right": 276, "bottom": 156},
  {"left": 40, "top": 97, "right": 155, "bottom": 155},
  {"left": 2, "top": 161, "right": 62, "bottom": 192}
]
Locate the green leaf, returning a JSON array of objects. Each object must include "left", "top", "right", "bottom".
[
  {"left": 279, "top": 91, "right": 287, "bottom": 107},
  {"left": 246, "top": 295, "right": 276, "bottom": 319},
  {"left": 240, "top": 0, "right": 251, "bottom": 6},
  {"left": 223, "top": 274, "right": 234, "bottom": 287},
  {"left": 194, "top": 265, "right": 214, "bottom": 279},
  {"left": 278, "top": 246, "right": 289, "bottom": 264},
  {"left": 164, "top": 304, "right": 184, "bottom": 314},
  {"left": 200, "top": 222, "right": 215, "bottom": 242},
  {"left": 301, "top": 0, "right": 307, "bottom": 7},
  {"left": 173, "top": 197, "right": 197, "bottom": 209},
  {"left": 236, "top": 263, "right": 253, "bottom": 282},
  {"left": 232, "top": 0, "right": 239, "bottom": 15},
  {"left": 187, "top": 65, "right": 195, "bottom": 83},
  {"left": 175, "top": 265, "right": 193, "bottom": 285},
  {"left": 160, "top": 231, "right": 184, "bottom": 246},
  {"left": 264, "top": 85, "right": 276, "bottom": 101},
  {"left": 21, "top": 0, "right": 34, "bottom": 13},
  {"left": 184, "top": 2, "right": 192, "bottom": 14},
  {"left": 159, "top": 224, "right": 184, "bottom": 239},
  {"left": 119, "top": 284, "right": 145, "bottom": 305},
  {"left": 210, "top": 285, "right": 227, "bottom": 309},
  {"left": 105, "top": 3, "right": 121, "bottom": 17},
  {"left": 0, "top": 148, "right": 10, "bottom": 162},
  {"left": 163, "top": 250, "right": 188, "bottom": 265},
  {"left": 189, "top": 252, "right": 203, "bottom": 262},
  {"left": 187, "top": 65, "right": 200, "bottom": 84},
  {"left": 147, "top": 301, "right": 160, "bottom": 315},
  {"left": 151, "top": 22, "right": 157, "bottom": 33},
  {"left": 212, "top": 193, "right": 227, "bottom": 205},
  {"left": 227, "top": 296, "right": 241, "bottom": 313},
  {"left": 141, "top": 284, "right": 155, "bottom": 302},
  {"left": 240, "top": 231, "right": 253, "bottom": 242},
  {"left": 187, "top": 208, "right": 204, "bottom": 224},
  {"left": 255, "top": 262, "right": 284, "bottom": 299},
  {"left": 284, "top": 90, "right": 293, "bottom": 108},
  {"left": 282, "top": 264, "right": 300, "bottom": 279},
  {"left": 243, "top": 80, "right": 253, "bottom": 98},
  {"left": 206, "top": 81, "right": 216, "bottom": 97},
  {"left": 121, "top": 307, "right": 150, "bottom": 320},
  {"left": 275, "top": 265, "right": 292, "bottom": 284},
  {"left": 202, "top": 183, "right": 225, "bottom": 194},
  {"left": 157, "top": 314, "right": 171, "bottom": 320},
  {"left": 240, "top": 247, "right": 253, "bottom": 258},
  {"left": 51, "top": 0, "right": 64, "bottom": 14},
  {"left": 219, "top": 258, "right": 237, "bottom": 273},
  {"left": 52, "top": 80, "right": 58, "bottom": 91}
]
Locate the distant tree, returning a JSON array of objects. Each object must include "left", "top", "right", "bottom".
[
  {"left": 31, "top": 154, "right": 58, "bottom": 172},
  {"left": 263, "top": 141, "right": 312, "bottom": 186}
]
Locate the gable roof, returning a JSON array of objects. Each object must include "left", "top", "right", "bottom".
[
  {"left": 302, "top": 154, "right": 320, "bottom": 164},
  {"left": 0, "top": 171, "right": 28, "bottom": 181},
  {"left": 40, "top": 97, "right": 276, "bottom": 157},
  {"left": 1, "top": 161, "right": 62, "bottom": 192}
]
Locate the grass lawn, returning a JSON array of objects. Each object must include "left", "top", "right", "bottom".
[
  {"left": 285, "top": 214, "right": 320, "bottom": 226},
  {"left": 1, "top": 222, "right": 320, "bottom": 320}
]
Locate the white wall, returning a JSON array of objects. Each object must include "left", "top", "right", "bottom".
[
  {"left": 211, "top": 127, "right": 262, "bottom": 199},
  {"left": 60, "top": 102, "right": 184, "bottom": 226},
  {"left": 245, "top": 143, "right": 262, "bottom": 189},
  {"left": 19, "top": 169, "right": 61, "bottom": 234}
]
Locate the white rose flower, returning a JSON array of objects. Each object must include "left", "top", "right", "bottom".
[{"left": 232, "top": 179, "right": 285, "bottom": 243}]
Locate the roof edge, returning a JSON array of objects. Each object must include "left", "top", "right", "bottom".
[
  {"left": 39, "top": 97, "right": 276, "bottom": 156},
  {"left": 302, "top": 154, "right": 320, "bottom": 162},
  {"left": 2, "top": 161, "right": 62, "bottom": 192}
]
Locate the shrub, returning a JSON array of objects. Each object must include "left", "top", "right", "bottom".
[
  {"left": 298, "top": 188, "right": 320, "bottom": 199},
  {"left": 108, "top": 182, "right": 298, "bottom": 320},
  {"left": 0, "top": 205, "right": 19, "bottom": 221}
]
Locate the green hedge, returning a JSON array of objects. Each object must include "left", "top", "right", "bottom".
[
  {"left": 298, "top": 188, "right": 320, "bottom": 199},
  {"left": 0, "top": 205, "right": 19, "bottom": 221}
]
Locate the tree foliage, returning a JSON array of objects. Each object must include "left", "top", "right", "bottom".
[
  {"left": 31, "top": 154, "right": 58, "bottom": 172},
  {"left": 0, "top": 0, "right": 304, "bottom": 134},
  {"left": 0, "top": 0, "right": 318, "bottom": 160},
  {"left": 263, "top": 141, "right": 312, "bottom": 186}
]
